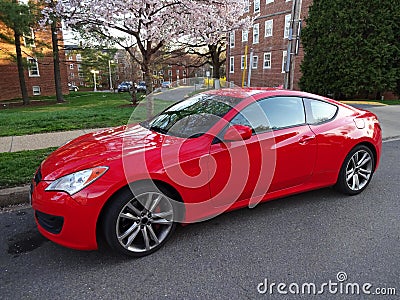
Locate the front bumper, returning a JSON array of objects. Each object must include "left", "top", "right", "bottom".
[{"left": 31, "top": 180, "right": 103, "bottom": 251}]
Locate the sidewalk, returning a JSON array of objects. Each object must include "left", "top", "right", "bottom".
[{"left": 0, "top": 128, "right": 105, "bottom": 153}]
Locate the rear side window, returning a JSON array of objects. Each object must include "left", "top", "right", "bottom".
[{"left": 304, "top": 98, "right": 338, "bottom": 125}]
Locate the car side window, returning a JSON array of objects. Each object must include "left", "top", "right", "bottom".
[
  {"left": 304, "top": 98, "right": 338, "bottom": 125},
  {"left": 259, "top": 97, "right": 305, "bottom": 129},
  {"left": 229, "top": 96, "right": 306, "bottom": 134},
  {"left": 229, "top": 103, "right": 271, "bottom": 134}
]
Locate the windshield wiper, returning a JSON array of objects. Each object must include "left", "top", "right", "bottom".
[{"left": 149, "top": 125, "right": 168, "bottom": 134}]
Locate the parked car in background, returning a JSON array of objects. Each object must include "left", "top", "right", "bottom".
[
  {"left": 161, "top": 81, "right": 171, "bottom": 89},
  {"left": 68, "top": 83, "right": 79, "bottom": 92},
  {"left": 117, "top": 82, "right": 132, "bottom": 93},
  {"left": 136, "top": 81, "right": 147, "bottom": 93}
]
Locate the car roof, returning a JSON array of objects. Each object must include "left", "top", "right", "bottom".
[{"left": 204, "top": 87, "right": 336, "bottom": 103}]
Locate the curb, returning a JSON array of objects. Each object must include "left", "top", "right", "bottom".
[
  {"left": 0, "top": 185, "right": 30, "bottom": 208},
  {"left": 341, "top": 101, "right": 387, "bottom": 106}
]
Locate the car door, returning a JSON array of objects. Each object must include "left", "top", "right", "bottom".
[{"left": 208, "top": 96, "right": 317, "bottom": 207}]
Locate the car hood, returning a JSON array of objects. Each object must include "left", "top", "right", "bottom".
[{"left": 40, "top": 124, "right": 176, "bottom": 180}]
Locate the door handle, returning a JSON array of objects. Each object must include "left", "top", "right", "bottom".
[{"left": 299, "top": 135, "right": 315, "bottom": 145}]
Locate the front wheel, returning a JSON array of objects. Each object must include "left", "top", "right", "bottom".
[
  {"left": 335, "top": 145, "right": 375, "bottom": 195},
  {"left": 102, "top": 185, "right": 177, "bottom": 257}
]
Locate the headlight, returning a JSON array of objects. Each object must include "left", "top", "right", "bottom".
[{"left": 45, "top": 166, "right": 108, "bottom": 195}]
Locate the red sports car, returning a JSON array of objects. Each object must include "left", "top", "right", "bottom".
[{"left": 31, "top": 89, "right": 382, "bottom": 257}]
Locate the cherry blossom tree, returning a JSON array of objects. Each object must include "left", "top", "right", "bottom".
[
  {"left": 43, "top": 0, "right": 249, "bottom": 116},
  {"left": 178, "top": 0, "right": 251, "bottom": 87}
]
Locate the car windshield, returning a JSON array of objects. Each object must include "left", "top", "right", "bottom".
[{"left": 142, "top": 94, "right": 242, "bottom": 138}]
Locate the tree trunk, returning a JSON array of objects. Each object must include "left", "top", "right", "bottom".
[
  {"left": 51, "top": 18, "right": 65, "bottom": 103},
  {"left": 130, "top": 89, "right": 138, "bottom": 105},
  {"left": 14, "top": 30, "right": 29, "bottom": 105},
  {"left": 209, "top": 44, "right": 222, "bottom": 79},
  {"left": 143, "top": 68, "right": 154, "bottom": 119}
]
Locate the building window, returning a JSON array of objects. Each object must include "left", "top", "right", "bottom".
[
  {"left": 176, "top": 69, "right": 180, "bottom": 75},
  {"left": 229, "top": 57, "right": 234, "bottom": 73},
  {"left": 77, "top": 64, "right": 82, "bottom": 71},
  {"left": 253, "top": 24, "right": 259, "bottom": 44},
  {"left": 263, "top": 52, "right": 272, "bottom": 69},
  {"left": 23, "top": 28, "right": 35, "bottom": 47},
  {"left": 32, "top": 86, "right": 40, "bottom": 96},
  {"left": 244, "top": 0, "right": 250, "bottom": 12},
  {"left": 70, "top": 72, "right": 75, "bottom": 78},
  {"left": 70, "top": 64, "right": 74, "bottom": 70},
  {"left": 27, "top": 58, "right": 39, "bottom": 77},
  {"left": 230, "top": 31, "right": 235, "bottom": 48},
  {"left": 78, "top": 72, "right": 84, "bottom": 78},
  {"left": 242, "top": 29, "right": 248, "bottom": 42},
  {"left": 68, "top": 55, "right": 73, "bottom": 61},
  {"left": 241, "top": 55, "right": 248, "bottom": 70},
  {"left": 168, "top": 70, "right": 172, "bottom": 76},
  {"left": 265, "top": 20, "right": 273, "bottom": 37},
  {"left": 76, "top": 54, "right": 82, "bottom": 61},
  {"left": 254, "top": 0, "right": 260, "bottom": 13},
  {"left": 284, "top": 14, "right": 291, "bottom": 39},
  {"left": 266, "top": 0, "right": 274, "bottom": 4},
  {"left": 282, "top": 50, "right": 288, "bottom": 73},
  {"left": 252, "top": 55, "right": 258, "bottom": 69}
]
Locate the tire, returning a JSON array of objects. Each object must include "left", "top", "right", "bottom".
[
  {"left": 102, "top": 184, "right": 177, "bottom": 257},
  {"left": 335, "top": 145, "right": 375, "bottom": 195}
]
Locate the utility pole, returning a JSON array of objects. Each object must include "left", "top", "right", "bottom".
[
  {"left": 284, "top": 0, "right": 302, "bottom": 90},
  {"left": 108, "top": 60, "right": 113, "bottom": 91},
  {"left": 242, "top": 45, "right": 248, "bottom": 87},
  {"left": 247, "top": 48, "right": 254, "bottom": 87}
]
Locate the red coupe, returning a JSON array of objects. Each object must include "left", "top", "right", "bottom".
[{"left": 31, "top": 89, "right": 382, "bottom": 256}]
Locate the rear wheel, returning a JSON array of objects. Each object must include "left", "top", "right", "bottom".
[
  {"left": 102, "top": 185, "right": 177, "bottom": 257},
  {"left": 335, "top": 145, "right": 374, "bottom": 195}
]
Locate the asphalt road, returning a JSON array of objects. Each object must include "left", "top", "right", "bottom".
[
  {"left": 353, "top": 105, "right": 400, "bottom": 140},
  {"left": 153, "top": 86, "right": 196, "bottom": 101},
  {"left": 0, "top": 139, "right": 399, "bottom": 299}
]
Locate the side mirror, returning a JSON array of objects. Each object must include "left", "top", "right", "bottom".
[{"left": 223, "top": 125, "right": 252, "bottom": 142}]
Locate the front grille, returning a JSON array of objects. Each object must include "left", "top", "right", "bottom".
[
  {"left": 35, "top": 211, "right": 64, "bottom": 234},
  {"left": 34, "top": 168, "right": 42, "bottom": 185}
]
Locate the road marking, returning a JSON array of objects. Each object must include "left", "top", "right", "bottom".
[{"left": 383, "top": 136, "right": 400, "bottom": 143}]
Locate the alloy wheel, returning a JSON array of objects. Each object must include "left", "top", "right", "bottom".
[
  {"left": 345, "top": 149, "right": 373, "bottom": 191},
  {"left": 116, "top": 192, "right": 174, "bottom": 253}
]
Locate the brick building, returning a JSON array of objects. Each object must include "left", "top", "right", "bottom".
[
  {"left": 114, "top": 49, "right": 142, "bottom": 86},
  {"left": 152, "top": 55, "right": 203, "bottom": 88},
  {"left": 64, "top": 45, "right": 85, "bottom": 88},
  {"left": 0, "top": 22, "right": 69, "bottom": 101},
  {"left": 226, "top": 0, "right": 312, "bottom": 89},
  {"left": 63, "top": 45, "right": 204, "bottom": 90}
]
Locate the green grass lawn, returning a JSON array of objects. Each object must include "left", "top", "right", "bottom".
[
  {"left": 378, "top": 99, "right": 400, "bottom": 105},
  {"left": 0, "top": 92, "right": 172, "bottom": 137},
  {"left": 0, "top": 147, "right": 57, "bottom": 188}
]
